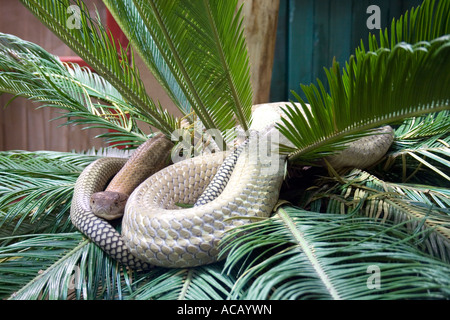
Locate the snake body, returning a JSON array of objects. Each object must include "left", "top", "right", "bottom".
[
  {"left": 70, "top": 103, "right": 395, "bottom": 269},
  {"left": 123, "top": 131, "right": 284, "bottom": 267}
]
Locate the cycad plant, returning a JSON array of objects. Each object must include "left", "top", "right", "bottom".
[{"left": 0, "top": 0, "right": 449, "bottom": 300}]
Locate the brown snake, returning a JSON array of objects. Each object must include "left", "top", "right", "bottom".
[
  {"left": 70, "top": 103, "right": 394, "bottom": 269},
  {"left": 89, "top": 132, "right": 173, "bottom": 220}
]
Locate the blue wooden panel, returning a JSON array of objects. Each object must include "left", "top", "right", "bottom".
[
  {"left": 270, "top": 0, "right": 288, "bottom": 102},
  {"left": 270, "top": 0, "right": 424, "bottom": 102},
  {"left": 329, "top": 0, "right": 353, "bottom": 68},
  {"left": 287, "top": 0, "right": 315, "bottom": 95}
]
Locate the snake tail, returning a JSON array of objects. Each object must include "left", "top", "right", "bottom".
[
  {"left": 325, "top": 126, "right": 395, "bottom": 169},
  {"left": 194, "top": 139, "right": 248, "bottom": 206}
]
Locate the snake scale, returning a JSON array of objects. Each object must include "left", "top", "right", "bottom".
[{"left": 70, "top": 103, "right": 395, "bottom": 269}]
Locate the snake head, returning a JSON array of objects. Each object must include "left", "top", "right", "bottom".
[{"left": 90, "top": 191, "right": 129, "bottom": 220}]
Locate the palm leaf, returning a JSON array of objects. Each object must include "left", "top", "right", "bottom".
[
  {"left": 279, "top": 36, "right": 450, "bottom": 163},
  {"left": 128, "top": 264, "right": 237, "bottom": 300},
  {"left": 0, "top": 33, "right": 171, "bottom": 147},
  {"left": 306, "top": 169, "right": 450, "bottom": 262},
  {"left": 0, "top": 232, "right": 134, "bottom": 300},
  {"left": 0, "top": 150, "right": 96, "bottom": 235},
  {"left": 103, "top": 0, "right": 190, "bottom": 114},
  {"left": 222, "top": 207, "right": 450, "bottom": 300},
  {"left": 19, "top": 0, "right": 174, "bottom": 135},
  {"left": 278, "top": 0, "right": 450, "bottom": 163},
  {"left": 386, "top": 111, "right": 450, "bottom": 183},
  {"left": 369, "top": 0, "right": 450, "bottom": 50},
  {"left": 0, "top": 233, "right": 84, "bottom": 299},
  {"left": 127, "top": 0, "right": 253, "bottom": 136},
  {"left": 393, "top": 110, "right": 450, "bottom": 139}
]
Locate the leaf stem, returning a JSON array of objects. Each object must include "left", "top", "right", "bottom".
[
  {"left": 286, "top": 103, "right": 450, "bottom": 163},
  {"left": 277, "top": 208, "right": 342, "bottom": 300},
  {"left": 139, "top": 0, "right": 216, "bottom": 131},
  {"left": 8, "top": 236, "right": 89, "bottom": 300},
  {"left": 178, "top": 269, "right": 194, "bottom": 300},
  {"left": 202, "top": 0, "right": 249, "bottom": 132}
]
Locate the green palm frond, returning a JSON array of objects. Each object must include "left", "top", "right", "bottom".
[
  {"left": 222, "top": 207, "right": 450, "bottom": 300},
  {"left": 394, "top": 110, "right": 450, "bottom": 139},
  {"left": 118, "top": 0, "right": 253, "bottom": 135},
  {"left": 0, "top": 232, "right": 137, "bottom": 300},
  {"left": 389, "top": 134, "right": 450, "bottom": 183},
  {"left": 369, "top": 0, "right": 450, "bottom": 49},
  {"left": 385, "top": 111, "right": 450, "bottom": 183},
  {"left": 56, "top": 63, "right": 178, "bottom": 147},
  {"left": 304, "top": 169, "right": 450, "bottom": 262},
  {"left": 286, "top": 112, "right": 450, "bottom": 262},
  {"left": 128, "top": 264, "right": 237, "bottom": 300},
  {"left": 0, "top": 230, "right": 237, "bottom": 300},
  {"left": 0, "top": 233, "right": 85, "bottom": 299},
  {"left": 104, "top": 0, "right": 190, "bottom": 114},
  {"left": 0, "top": 33, "right": 174, "bottom": 146},
  {"left": 19, "top": 0, "right": 175, "bottom": 136},
  {"left": 278, "top": 0, "right": 450, "bottom": 163},
  {"left": 279, "top": 36, "right": 450, "bottom": 162},
  {"left": 0, "top": 150, "right": 96, "bottom": 235}
]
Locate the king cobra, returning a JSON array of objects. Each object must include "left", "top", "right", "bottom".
[{"left": 70, "top": 102, "right": 394, "bottom": 269}]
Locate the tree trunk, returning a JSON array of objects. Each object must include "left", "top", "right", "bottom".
[{"left": 240, "top": 0, "right": 280, "bottom": 104}]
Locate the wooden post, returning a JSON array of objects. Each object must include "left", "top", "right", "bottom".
[{"left": 240, "top": 0, "right": 280, "bottom": 104}]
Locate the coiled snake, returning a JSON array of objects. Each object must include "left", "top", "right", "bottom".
[{"left": 70, "top": 103, "right": 394, "bottom": 269}]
